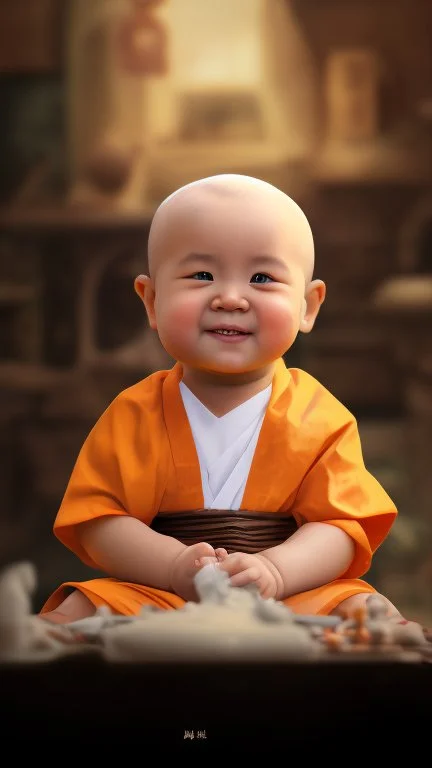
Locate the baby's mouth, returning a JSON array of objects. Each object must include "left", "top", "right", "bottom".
[{"left": 209, "top": 329, "right": 250, "bottom": 336}]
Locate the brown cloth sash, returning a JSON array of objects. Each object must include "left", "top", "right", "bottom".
[{"left": 150, "top": 510, "right": 298, "bottom": 555}]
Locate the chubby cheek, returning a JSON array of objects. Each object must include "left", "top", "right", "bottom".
[
  {"left": 258, "top": 300, "right": 298, "bottom": 350},
  {"left": 155, "top": 294, "right": 202, "bottom": 352}
]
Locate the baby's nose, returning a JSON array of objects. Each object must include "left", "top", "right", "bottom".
[{"left": 211, "top": 287, "right": 249, "bottom": 311}]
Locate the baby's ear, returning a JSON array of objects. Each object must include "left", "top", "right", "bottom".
[
  {"left": 134, "top": 274, "right": 157, "bottom": 330},
  {"left": 299, "top": 279, "right": 326, "bottom": 334}
]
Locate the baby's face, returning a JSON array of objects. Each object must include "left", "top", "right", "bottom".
[{"left": 143, "top": 191, "right": 313, "bottom": 377}]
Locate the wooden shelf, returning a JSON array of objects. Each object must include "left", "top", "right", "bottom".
[
  {"left": 312, "top": 140, "right": 431, "bottom": 187},
  {"left": 0, "top": 206, "right": 155, "bottom": 234}
]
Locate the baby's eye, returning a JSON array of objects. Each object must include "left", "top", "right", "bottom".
[
  {"left": 251, "top": 273, "right": 274, "bottom": 284},
  {"left": 189, "top": 271, "right": 214, "bottom": 281}
]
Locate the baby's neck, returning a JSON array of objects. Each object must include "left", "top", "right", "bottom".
[{"left": 181, "top": 364, "right": 275, "bottom": 417}]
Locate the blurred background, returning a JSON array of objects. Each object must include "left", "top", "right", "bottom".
[{"left": 0, "top": 0, "right": 431, "bottom": 622}]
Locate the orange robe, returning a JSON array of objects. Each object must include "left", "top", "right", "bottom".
[{"left": 41, "top": 358, "right": 397, "bottom": 616}]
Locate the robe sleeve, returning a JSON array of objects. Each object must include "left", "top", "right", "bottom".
[
  {"left": 53, "top": 396, "right": 139, "bottom": 569},
  {"left": 290, "top": 417, "right": 397, "bottom": 579}
]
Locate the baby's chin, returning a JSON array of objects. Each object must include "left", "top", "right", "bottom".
[{"left": 184, "top": 358, "right": 276, "bottom": 380}]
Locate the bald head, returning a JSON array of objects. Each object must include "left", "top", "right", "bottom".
[{"left": 147, "top": 174, "right": 315, "bottom": 283}]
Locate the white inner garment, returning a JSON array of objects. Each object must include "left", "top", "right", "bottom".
[{"left": 179, "top": 381, "right": 271, "bottom": 509}]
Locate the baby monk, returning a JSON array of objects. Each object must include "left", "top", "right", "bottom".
[{"left": 40, "top": 173, "right": 403, "bottom": 624}]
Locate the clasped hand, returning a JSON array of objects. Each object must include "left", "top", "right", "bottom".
[
  {"left": 169, "top": 542, "right": 227, "bottom": 602},
  {"left": 170, "top": 542, "right": 282, "bottom": 601},
  {"left": 212, "top": 551, "right": 282, "bottom": 599}
]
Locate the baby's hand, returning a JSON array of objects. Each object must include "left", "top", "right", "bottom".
[
  {"left": 170, "top": 542, "right": 218, "bottom": 602},
  {"left": 217, "top": 552, "right": 282, "bottom": 599},
  {"left": 194, "top": 548, "right": 229, "bottom": 569}
]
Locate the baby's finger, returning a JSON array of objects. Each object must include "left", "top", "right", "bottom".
[
  {"left": 261, "top": 581, "right": 276, "bottom": 599},
  {"left": 218, "top": 554, "right": 250, "bottom": 577},
  {"left": 194, "top": 556, "right": 218, "bottom": 568},
  {"left": 215, "top": 548, "right": 228, "bottom": 561},
  {"left": 229, "top": 566, "right": 261, "bottom": 588},
  {"left": 194, "top": 541, "right": 216, "bottom": 558}
]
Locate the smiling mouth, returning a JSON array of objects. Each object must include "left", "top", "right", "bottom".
[{"left": 208, "top": 329, "right": 251, "bottom": 336}]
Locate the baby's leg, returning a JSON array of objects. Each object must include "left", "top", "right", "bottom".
[
  {"left": 40, "top": 589, "right": 96, "bottom": 624},
  {"left": 330, "top": 591, "right": 403, "bottom": 620}
]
